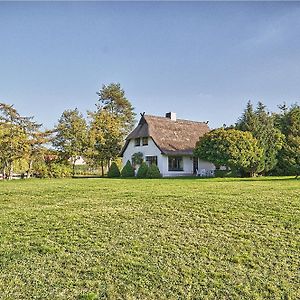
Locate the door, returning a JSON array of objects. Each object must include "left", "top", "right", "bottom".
[{"left": 193, "top": 157, "right": 198, "bottom": 174}]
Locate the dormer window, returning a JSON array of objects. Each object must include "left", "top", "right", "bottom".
[
  {"left": 142, "top": 137, "right": 148, "bottom": 146},
  {"left": 134, "top": 138, "right": 141, "bottom": 147}
]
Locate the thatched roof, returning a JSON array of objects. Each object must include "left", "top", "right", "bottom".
[{"left": 121, "top": 114, "right": 210, "bottom": 156}]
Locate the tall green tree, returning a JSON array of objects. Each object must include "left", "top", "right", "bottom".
[
  {"left": 88, "top": 109, "right": 122, "bottom": 176},
  {"left": 194, "top": 128, "right": 263, "bottom": 177},
  {"left": 88, "top": 83, "right": 135, "bottom": 174},
  {"left": 26, "top": 130, "right": 53, "bottom": 178},
  {"left": 53, "top": 108, "right": 88, "bottom": 176},
  {"left": 0, "top": 103, "right": 40, "bottom": 179},
  {"left": 275, "top": 104, "right": 300, "bottom": 177},
  {"left": 236, "top": 101, "right": 284, "bottom": 174},
  {"left": 96, "top": 83, "right": 136, "bottom": 137}
]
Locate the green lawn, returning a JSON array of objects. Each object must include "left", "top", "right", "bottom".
[{"left": 0, "top": 178, "right": 299, "bottom": 299}]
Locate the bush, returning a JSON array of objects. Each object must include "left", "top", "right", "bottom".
[
  {"left": 107, "top": 162, "right": 121, "bottom": 178},
  {"left": 33, "top": 161, "right": 49, "bottom": 178},
  {"left": 146, "top": 164, "right": 162, "bottom": 178},
  {"left": 121, "top": 160, "right": 135, "bottom": 178},
  {"left": 136, "top": 162, "right": 149, "bottom": 178},
  {"left": 48, "top": 163, "right": 72, "bottom": 178}
]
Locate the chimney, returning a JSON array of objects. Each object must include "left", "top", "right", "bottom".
[{"left": 165, "top": 112, "right": 177, "bottom": 121}]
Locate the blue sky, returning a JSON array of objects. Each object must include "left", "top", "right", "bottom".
[{"left": 1, "top": 2, "right": 300, "bottom": 129}]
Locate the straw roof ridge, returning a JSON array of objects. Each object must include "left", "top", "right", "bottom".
[{"left": 144, "top": 114, "right": 208, "bottom": 125}]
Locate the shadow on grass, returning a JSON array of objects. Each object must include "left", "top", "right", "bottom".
[{"left": 162, "top": 176, "right": 298, "bottom": 183}]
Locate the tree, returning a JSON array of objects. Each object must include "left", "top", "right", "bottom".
[
  {"left": 88, "top": 83, "right": 135, "bottom": 175},
  {"left": 146, "top": 164, "right": 161, "bottom": 178},
  {"left": 131, "top": 152, "right": 143, "bottom": 169},
  {"left": 53, "top": 109, "right": 88, "bottom": 176},
  {"left": 26, "top": 130, "right": 53, "bottom": 178},
  {"left": 194, "top": 128, "right": 263, "bottom": 177},
  {"left": 88, "top": 109, "right": 123, "bottom": 176},
  {"left": 136, "top": 162, "right": 149, "bottom": 178},
  {"left": 0, "top": 103, "right": 40, "bottom": 179},
  {"left": 275, "top": 104, "right": 300, "bottom": 178},
  {"left": 236, "top": 101, "right": 284, "bottom": 174},
  {"left": 107, "top": 162, "right": 121, "bottom": 178},
  {"left": 96, "top": 83, "right": 136, "bottom": 137},
  {"left": 121, "top": 160, "right": 135, "bottom": 178}
]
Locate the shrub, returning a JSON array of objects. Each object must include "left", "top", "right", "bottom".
[
  {"left": 146, "top": 164, "right": 162, "bottom": 178},
  {"left": 121, "top": 160, "right": 135, "bottom": 178},
  {"left": 136, "top": 162, "right": 149, "bottom": 178},
  {"left": 107, "top": 162, "right": 120, "bottom": 178},
  {"left": 131, "top": 152, "right": 144, "bottom": 167},
  {"left": 33, "top": 161, "right": 49, "bottom": 178},
  {"left": 49, "top": 163, "right": 72, "bottom": 178}
]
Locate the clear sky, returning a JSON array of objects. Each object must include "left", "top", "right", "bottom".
[{"left": 1, "top": 1, "right": 300, "bottom": 129}]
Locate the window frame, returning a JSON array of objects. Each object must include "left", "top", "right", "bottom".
[
  {"left": 134, "top": 138, "right": 141, "bottom": 147},
  {"left": 142, "top": 137, "right": 148, "bottom": 146},
  {"left": 145, "top": 156, "right": 157, "bottom": 166},
  {"left": 168, "top": 156, "right": 184, "bottom": 171}
]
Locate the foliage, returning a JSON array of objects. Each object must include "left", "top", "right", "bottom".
[
  {"left": 107, "top": 162, "right": 121, "bottom": 178},
  {"left": 96, "top": 83, "right": 136, "bottom": 137},
  {"left": 194, "top": 128, "right": 263, "bottom": 176},
  {"left": 30, "top": 160, "right": 72, "bottom": 178},
  {"left": 236, "top": 101, "right": 284, "bottom": 174},
  {"left": 274, "top": 104, "right": 300, "bottom": 177},
  {"left": 0, "top": 103, "right": 40, "bottom": 179},
  {"left": 26, "top": 130, "right": 53, "bottom": 178},
  {"left": 53, "top": 108, "right": 88, "bottom": 176},
  {"left": 121, "top": 160, "right": 135, "bottom": 177},
  {"left": 88, "top": 83, "right": 135, "bottom": 175},
  {"left": 136, "top": 162, "right": 149, "bottom": 178},
  {"left": 131, "top": 152, "right": 143, "bottom": 167},
  {"left": 0, "top": 178, "right": 299, "bottom": 299},
  {"left": 88, "top": 109, "right": 122, "bottom": 175},
  {"left": 146, "top": 163, "right": 162, "bottom": 178},
  {"left": 47, "top": 162, "right": 72, "bottom": 178}
]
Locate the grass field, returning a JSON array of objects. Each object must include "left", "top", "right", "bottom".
[{"left": 0, "top": 177, "right": 299, "bottom": 299}]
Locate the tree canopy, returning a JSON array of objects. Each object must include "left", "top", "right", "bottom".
[
  {"left": 236, "top": 101, "right": 284, "bottom": 174},
  {"left": 53, "top": 108, "right": 88, "bottom": 175},
  {"left": 194, "top": 128, "right": 263, "bottom": 176}
]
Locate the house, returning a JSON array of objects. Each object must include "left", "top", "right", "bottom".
[{"left": 121, "top": 112, "right": 215, "bottom": 177}]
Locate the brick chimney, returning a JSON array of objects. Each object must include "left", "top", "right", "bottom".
[{"left": 165, "top": 112, "right": 177, "bottom": 121}]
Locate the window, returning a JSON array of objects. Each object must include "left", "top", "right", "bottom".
[
  {"left": 134, "top": 138, "right": 140, "bottom": 147},
  {"left": 146, "top": 156, "right": 157, "bottom": 166},
  {"left": 142, "top": 137, "right": 148, "bottom": 146},
  {"left": 168, "top": 156, "right": 183, "bottom": 171}
]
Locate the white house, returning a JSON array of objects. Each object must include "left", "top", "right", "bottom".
[{"left": 121, "top": 112, "right": 215, "bottom": 177}]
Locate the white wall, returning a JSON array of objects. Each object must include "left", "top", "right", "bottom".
[
  {"left": 122, "top": 137, "right": 163, "bottom": 171},
  {"left": 122, "top": 138, "right": 215, "bottom": 177},
  {"left": 160, "top": 155, "right": 193, "bottom": 177},
  {"left": 198, "top": 159, "right": 215, "bottom": 171}
]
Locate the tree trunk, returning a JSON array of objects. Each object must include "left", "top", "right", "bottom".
[
  {"left": 8, "top": 162, "right": 13, "bottom": 180},
  {"left": 101, "top": 161, "right": 104, "bottom": 177},
  {"left": 27, "top": 160, "right": 33, "bottom": 178},
  {"left": 72, "top": 157, "right": 78, "bottom": 177}
]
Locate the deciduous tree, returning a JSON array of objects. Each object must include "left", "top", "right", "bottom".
[
  {"left": 194, "top": 128, "right": 263, "bottom": 177},
  {"left": 53, "top": 108, "right": 88, "bottom": 176},
  {"left": 0, "top": 103, "right": 40, "bottom": 179}
]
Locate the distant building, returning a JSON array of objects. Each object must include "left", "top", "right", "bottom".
[{"left": 69, "top": 156, "right": 86, "bottom": 165}]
